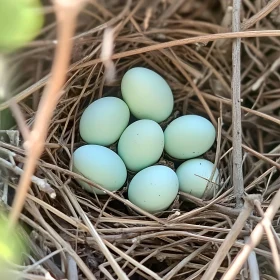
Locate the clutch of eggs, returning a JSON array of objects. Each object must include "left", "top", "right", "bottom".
[{"left": 74, "top": 66, "right": 220, "bottom": 212}]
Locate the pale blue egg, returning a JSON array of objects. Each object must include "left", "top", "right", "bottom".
[
  {"left": 79, "top": 97, "right": 130, "bottom": 146},
  {"left": 176, "top": 158, "right": 219, "bottom": 198},
  {"left": 118, "top": 120, "right": 164, "bottom": 172},
  {"left": 164, "top": 115, "right": 216, "bottom": 159},
  {"left": 73, "top": 145, "right": 127, "bottom": 195},
  {"left": 121, "top": 67, "right": 173, "bottom": 123},
  {"left": 128, "top": 165, "right": 179, "bottom": 213}
]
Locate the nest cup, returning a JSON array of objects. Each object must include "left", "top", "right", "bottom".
[{"left": 3, "top": 1, "right": 280, "bottom": 279}]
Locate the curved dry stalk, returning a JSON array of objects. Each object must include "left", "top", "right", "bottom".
[
  {"left": 76, "top": 30, "right": 280, "bottom": 69},
  {"left": 245, "top": 237, "right": 260, "bottom": 280},
  {"left": 254, "top": 200, "right": 280, "bottom": 279},
  {"left": 63, "top": 185, "right": 129, "bottom": 280},
  {"left": 0, "top": 157, "right": 55, "bottom": 198},
  {"left": 2, "top": 30, "right": 280, "bottom": 112},
  {"left": 222, "top": 188, "right": 280, "bottom": 279},
  {"left": 201, "top": 196, "right": 257, "bottom": 280},
  {"left": 8, "top": 0, "right": 86, "bottom": 228},
  {"left": 241, "top": 0, "right": 280, "bottom": 31}
]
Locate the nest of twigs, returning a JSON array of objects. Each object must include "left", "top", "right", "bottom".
[{"left": 1, "top": 0, "right": 280, "bottom": 279}]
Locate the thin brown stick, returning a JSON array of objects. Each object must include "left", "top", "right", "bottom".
[
  {"left": 254, "top": 200, "right": 280, "bottom": 279},
  {"left": 164, "top": 242, "right": 211, "bottom": 280},
  {"left": 8, "top": 0, "right": 86, "bottom": 228},
  {"left": 103, "top": 239, "right": 163, "bottom": 280},
  {"left": 27, "top": 203, "right": 97, "bottom": 280},
  {"left": 63, "top": 185, "right": 129, "bottom": 280},
  {"left": 8, "top": 99, "right": 30, "bottom": 141},
  {"left": 1, "top": 29, "right": 280, "bottom": 112},
  {"left": 222, "top": 188, "right": 280, "bottom": 280},
  {"left": 201, "top": 196, "right": 256, "bottom": 280},
  {"left": 241, "top": 0, "right": 280, "bottom": 31},
  {"left": 0, "top": 157, "right": 56, "bottom": 198},
  {"left": 245, "top": 237, "right": 260, "bottom": 280},
  {"left": 75, "top": 30, "right": 280, "bottom": 69},
  {"left": 231, "top": 0, "right": 244, "bottom": 208}
]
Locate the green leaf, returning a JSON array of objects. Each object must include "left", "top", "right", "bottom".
[
  {"left": 0, "top": 0, "right": 44, "bottom": 53},
  {"left": 0, "top": 108, "right": 15, "bottom": 130}
]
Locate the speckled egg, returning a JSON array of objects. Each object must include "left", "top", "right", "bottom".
[
  {"left": 118, "top": 120, "right": 164, "bottom": 172},
  {"left": 176, "top": 158, "right": 219, "bottom": 198},
  {"left": 121, "top": 67, "right": 174, "bottom": 123},
  {"left": 164, "top": 115, "right": 216, "bottom": 159},
  {"left": 128, "top": 165, "right": 179, "bottom": 213}
]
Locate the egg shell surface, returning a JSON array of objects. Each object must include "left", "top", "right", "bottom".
[
  {"left": 79, "top": 97, "right": 130, "bottom": 146},
  {"left": 176, "top": 158, "right": 219, "bottom": 198},
  {"left": 164, "top": 115, "right": 216, "bottom": 159},
  {"left": 121, "top": 67, "right": 174, "bottom": 123},
  {"left": 118, "top": 120, "right": 164, "bottom": 172},
  {"left": 128, "top": 165, "right": 179, "bottom": 213},
  {"left": 73, "top": 145, "right": 127, "bottom": 195}
]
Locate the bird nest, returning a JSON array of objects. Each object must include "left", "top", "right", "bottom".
[{"left": 1, "top": 1, "right": 280, "bottom": 279}]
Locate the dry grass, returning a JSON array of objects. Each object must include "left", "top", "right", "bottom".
[{"left": 1, "top": 0, "right": 280, "bottom": 279}]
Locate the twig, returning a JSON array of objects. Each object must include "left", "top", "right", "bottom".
[
  {"left": 2, "top": 30, "right": 280, "bottom": 112},
  {"left": 0, "top": 157, "right": 56, "bottom": 198},
  {"left": 164, "top": 242, "right": 212, "bottom": 280},
  {"left": 67, "top": 254, "right": 78, "bottom": 280},
  {"left": 252, "top": 56, "right": 280, "bottom": 91},
  {"left": 8, "top": 99, "right": 30, "bottom": 142},
  {"left": 241, "top": 0, "right": 280, "bottom": 31},
  {"left": 63, "top": 185, "right": 129, "bottom": 280},
  {"left": 75, "top": 30, "right": 280, "bottom": 69},
  {"left": 254, "top": 200, "right": 280, "bottom": 279},
  {"left": 201, "top": 195, "right": 257, "bottom": 280},
  {"left": 221, "top": 188, "right": 280, "bottom": 279},
  {"left": 8, "top": 0, "right": 86, "bottom": 228},
  {"left": 245, "top": 237, "right": 260, "bottom": 280},
  {"left": 103, "top": 239, "right": 163, "bottom": 280},
  {"left": 27, "top": 202, "right": 97, "bottom": 280},
  {"left": 100, "top": 28, "right": 116, "bottom": 83},
  {"left": 231, "top": 0, "right": 244, "bottom": 208}
]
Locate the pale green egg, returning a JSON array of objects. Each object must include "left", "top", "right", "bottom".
[
  {"left": 128, "top": 165, "right": 179, "bottom": 213},
  {"left": 118, "top": 120, "right": 164, "bottom": 172},
  {"left": 176, "top": 158, "right": 219, "bottom": 198},
  {"left": 164, "top": 115, "right": 216, "bottom": 159},
  {"left": 79, "top": 97, "right": 130, "bottom": 146},
  {"left": 73, "top": 145, "right": 127, "bottom": 195},
  {"left": 121, "top": 67, "right": 174, "bottom": 123}
]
